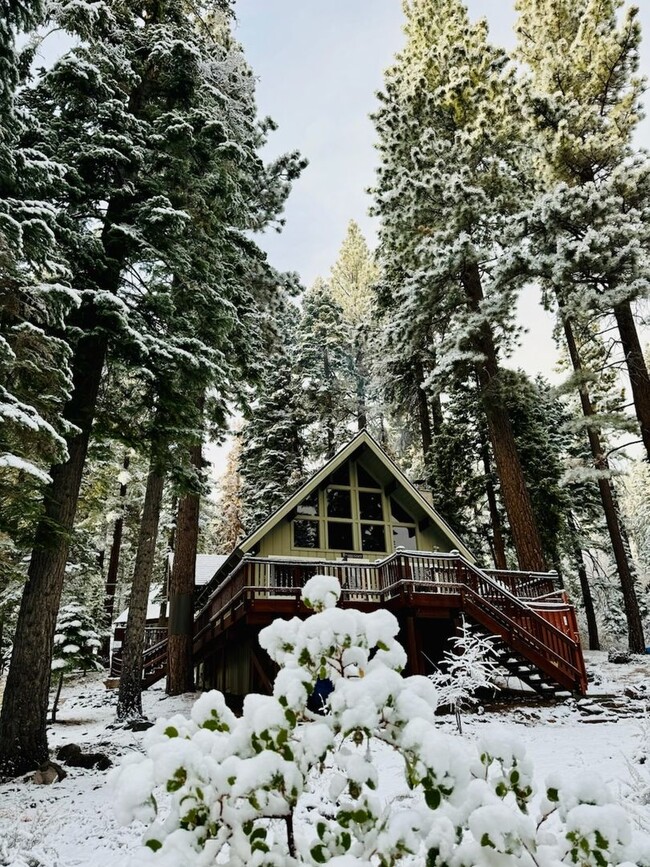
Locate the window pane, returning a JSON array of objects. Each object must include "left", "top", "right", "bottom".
[
  {"left": 390, "top": 497, "right": 414, "bottom": 524},
  {"left": 361, "top": 524, "right": 386, "bottom": 552},
  {"left": 297, "top": 491, "right": 319, "bottom": 516},
  {"left": 392, "top": 525, "right": 416, "bottom": 549},
  {"left": 356, "top": 464, "right": 380, "bottom": 489},
  {"left": 293, "top": 520, "right": 320, "bottom": 549},
  {"left": 327, "top": 488, "right": 352, "bottom": 518},
  {"left": 329, "top": 464, "right": 350, "bottom": 486},
  {"left": 359, "top": 491, "right": 384, "bottom": 521},
  {"left": 328, "top": 521, "right": 354, "bottom": 550}
]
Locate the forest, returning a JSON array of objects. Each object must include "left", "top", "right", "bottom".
[{"left": 1, "top": 0, "right": 650, "bottom": 851}]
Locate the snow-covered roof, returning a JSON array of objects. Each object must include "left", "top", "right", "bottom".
[
  {"left": 195, "top": 554, "right": 228, "bottom": 586},
  {"left": 115, "top": 584, "right": 163, "bottom": 624}
]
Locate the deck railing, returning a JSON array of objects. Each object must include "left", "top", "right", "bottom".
[{"left": 192, "top": 550, "right": 587, "bottom": 694}]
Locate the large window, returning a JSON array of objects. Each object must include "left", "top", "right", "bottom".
[{"left": 291, "top": 463, "right": 418, "bottom": 554}]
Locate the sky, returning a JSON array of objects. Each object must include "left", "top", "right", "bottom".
[{"left": 233, "top": 0, "right": 650, "bottom": 379}]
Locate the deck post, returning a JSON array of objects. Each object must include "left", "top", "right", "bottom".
[{"left": 405, "top": 615, "right": 422, "bottom": 676}]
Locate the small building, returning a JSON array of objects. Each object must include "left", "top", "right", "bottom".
[{"left": 188, "top": 431, "right": 587, "bottom": 702}]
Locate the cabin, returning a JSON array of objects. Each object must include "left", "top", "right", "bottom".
[{"left": 118, "top": 431, "right": 588, "bottom": 698}]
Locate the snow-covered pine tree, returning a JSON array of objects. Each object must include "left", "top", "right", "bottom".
[
  {"left": 211, "top": 434, "right": 245, "bottom": 555},
  {"left": 515, "top": 0, "right": 650, "bottom": 463},
  {"left": 50, "top": 602, "right": 102, "bottom": 722},
  {"left": 297, "top": 279, "right": 356, "bottom": 462},
  {"left": 0, "top": 0, "right": 76, "bottom": 577},
  {"left": 551, "top": 316, "right": 646, "bottom": 651},
  {"left": 372, "top": 0, "right": 547, "bottom": 572},
  {"left": 240, "top": 310, "right": 307, "bottom": 532},
  {"left": 0, "top": 0, "right": 303, "bottom": 773},
  {"left": 329, "top": 221, "right": 380, "bottom": 433}
]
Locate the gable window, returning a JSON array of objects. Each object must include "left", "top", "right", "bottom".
[
  {"left": 290, "top": 462, "right": 420, "bottom": 554},
  {"left": 293, "top": 519, "right": 320, "bottom": 549}
]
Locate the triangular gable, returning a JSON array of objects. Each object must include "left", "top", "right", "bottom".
[{"left": 239, "top": 430, "right": 474, "bottom": 561}]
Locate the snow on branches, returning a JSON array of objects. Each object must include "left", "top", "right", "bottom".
[{"left": 111, "top": 576, "right": 650, "bottom": 866}]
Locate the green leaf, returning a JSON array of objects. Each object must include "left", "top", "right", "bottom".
[
  {"left": 547, "top": 787, "right": 559, "bottom": 803},
  {"left": 311, "top": 844, "right": 328, "bottom": 863},
  {"left": 146, "top": 839, "right": 162, "bottom": 852},
  {"left": 164, "top": 726, "right": 179, "bottom": 738},
  {"left": 424, "top": 787, "right": 441, "bottom": 810},
  {"left": 481, "top": 833, "right": 495, "bottom": 849},
  {"left": 594, "top": 830, "right": 608, "bottom": 850}
]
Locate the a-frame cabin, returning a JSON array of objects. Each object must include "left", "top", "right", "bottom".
[{"left": 129, "top": 431, "right": 588, "bottom": 699}]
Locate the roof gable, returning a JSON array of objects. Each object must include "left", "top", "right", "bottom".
[{"left": 239, "top": 430, "right": 474, "bottom": 561}]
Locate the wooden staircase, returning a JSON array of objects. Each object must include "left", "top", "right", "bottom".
[{"left": 110, "top": 638, "right": 168, "bottom": 688}]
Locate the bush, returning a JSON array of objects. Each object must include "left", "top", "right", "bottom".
[{"left": 111, "top": 575, "right": 650, "bottom": 866}]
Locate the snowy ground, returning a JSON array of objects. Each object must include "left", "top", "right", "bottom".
[{"left": 0, "top": 651, "right": 648, "bottom": 866}]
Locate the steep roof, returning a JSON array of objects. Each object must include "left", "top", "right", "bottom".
[{"left": 197, "top": 430, "right": 474, "bottom": 605}]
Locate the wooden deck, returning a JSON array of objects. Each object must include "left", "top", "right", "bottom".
[
  {"left": 190, "top": 551, "right": 587, "bottom": 695},
  {"left": 113, "top": 551, "right": 587, "bottom": 696}
]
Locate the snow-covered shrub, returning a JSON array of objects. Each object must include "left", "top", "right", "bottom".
[
  {"left": 111, "top": 575, "right": 650, "bottom": 866},
  {"left": 428, "top": 615, "right": 500, "bottom": 733},
  {"left": 50, "top": 602, "right": 103, "bottom": 721}
]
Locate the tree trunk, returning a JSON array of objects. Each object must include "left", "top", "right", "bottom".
[
  {"left": 461, "top": 263, "right": 546, "bottom": 572},
  {"left": 0, "top": 326, "right": 108, "bottom": 776},
  {"left": 166, "top": 441, "right": 202, "bottom": 695},
  {"left": 478, "top": 427, "right": 508, "bottom": 570},
  {"left": 567, "top": 511, "right": 600, "bottom": 650},
  {"left": 116, "top": 452, "right": 166, "bottom": 720},
  {"left": 355, "top": 339, "right": 367, "bottom": 431},
  {"left": 613, "top": 300, "right": 650, "bottom": 463},
  {"left": 103, "top": 453, "right": 130, "bottom": 662},
  {"left": 414, "top": 359, "right": 433, "bottom": 457},
  {"left": 561, "top": 314, "right": 645, "bottom": 652},
  {"left": 50, "top": 671, "right": 64, "bottom": 724}
]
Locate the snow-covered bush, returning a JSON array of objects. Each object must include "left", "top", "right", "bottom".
[
  {"left": 51, "top": 602, "right": 103, "bottom": 721},
  {"left": 111, "top": 575, "right": 650, "bottom": 866},
  {"left": 428, "top": 615, "right": 500, "bottom": 733}
]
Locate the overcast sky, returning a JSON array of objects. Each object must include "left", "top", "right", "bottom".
[{"left": 234, "top": 1, "right": 650, "bottom": 378}]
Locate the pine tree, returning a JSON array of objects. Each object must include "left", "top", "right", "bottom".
[
  {"left": 372, "top": 0, "right": 547, "bottom": 571},
  {"left": 211, "top": 434, "right": 245, "bottom": 554},
  {"left": 0, "top": 0, "right": 302, "bottom": 773},
  {"left": 515, "top": 0, "right": 650, "bottom": 463},
  {"left": 50, "top": 602, "right": 102, "bottom": 722},
  {"left": 329, "top": 221, "right": 380, "bottom": 432},
  {"left": 297, "top": 279, "right": 355, "bottom": 462},
  {"left": 240, "top": 315, "right": 307, "bottom": 531}
]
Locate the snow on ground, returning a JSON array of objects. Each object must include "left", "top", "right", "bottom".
[{"left": 0, "top": 651, "right": 648, "bottom": 866}]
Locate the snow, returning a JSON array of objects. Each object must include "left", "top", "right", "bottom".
[{"left": 0, "top": 653, "right": 648, "bottom": 865}]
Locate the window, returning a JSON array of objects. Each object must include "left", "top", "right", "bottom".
[
  {"left": 327, "top": 488, "right": 352, "bottom": 518},
  {"left": 328, "top": 521, "right": 354, "bottom": 551},
  {"left": 293, "top": 519, "right": 320, "bottom": 549},
  {"left": 392, "top": 525, "right": 416, "bottom": 549},
  {"left": 297, "top": 491, "right": 319, "bottom": 516},
  {"left": 359, "top": 491, "right": 383, "bottom": 521},
  {"left": 357, "top": 464, "right": 380, "bottom": 489},
  {"left": 361, "top": 524, "right": 386, "bottom": 552},
  {"left": 290, "top": 461, "right": 417, "bottom": 556}
]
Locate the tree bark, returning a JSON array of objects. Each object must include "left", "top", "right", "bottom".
[
  {"left": 414, "top": 359, "right": 433, "bottom": 457},
  {"left": 613, "top": 300, "right": 650, "bottom": 463},
  {"left": 561, "top": 314, "right": 645, "bottom": 652},
  {"left": 478, "top": 426, "right": 508, "bottom": 570},
  {"left": 116, "top": 452, "right": 166, "bottom": 720},
  {"left": 567, "top": 511, "right": 600, "bottom": 651},
  {"left": 103, "top": 453, "right": 130, "bottom": 662},
  {"left": 461, "top": 263, "right": 547, "bottom": 572},
  {"left": 50, "top": 671, "right": 64, "bottom": 723},
  {"left": 0, "top": 325, "right": 108, "bottom": 776},
  {"left": 166, "top": 441, "right": 202, "bottom": 695},
  {"left": 355, "top": 338, "right": 367, "bottom": 431}
]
